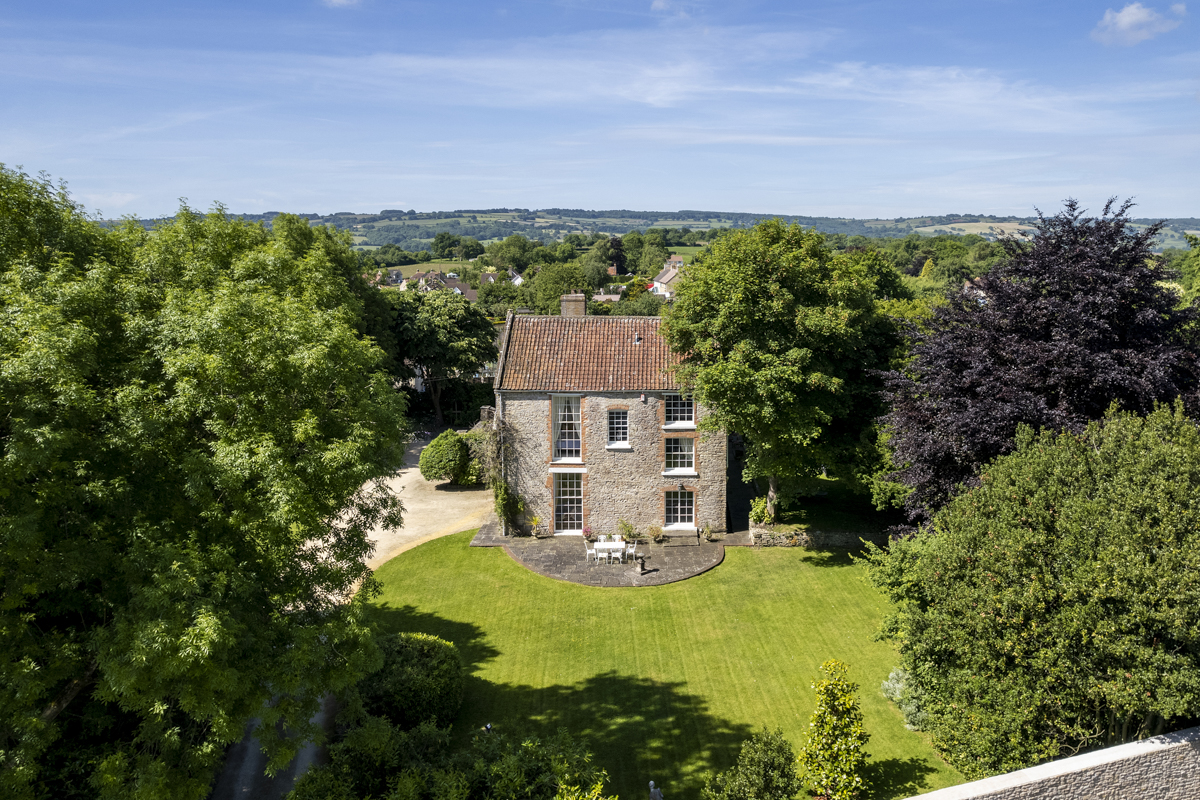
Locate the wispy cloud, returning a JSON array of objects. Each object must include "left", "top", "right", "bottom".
[
  {"left": 1091, "top": 3, "right": 1186, "bottom": 46},
  {"left": 322, "top": 0, "right": 360, "bottom": 7},
  {"left": 79, "top": 191, "right": 138, "bottom": 213}
]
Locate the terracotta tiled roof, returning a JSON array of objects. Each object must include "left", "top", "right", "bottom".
[{"left": 495, "top": 315, "right": 679, "bottom": 392}]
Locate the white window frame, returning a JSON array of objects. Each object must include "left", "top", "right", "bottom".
[
  {"left": 663, "top": 394, "right": 695, "bottom": 430},
  {"left": 607, "top": 409, "right": 630, "bottom": 449},
  {"left": 554, "top": 472, "right": 584, "bottom": 534},
  {"left": 665, "top": 490, "right": 695, "bottom": 529},
  {"left": 552, "top": 395, "right": 582, "bottom": 462},
  {"left": 663, "top": 437, "right": 696, "bottom": 476}
]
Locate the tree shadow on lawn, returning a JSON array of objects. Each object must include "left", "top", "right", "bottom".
[
  {"left": 864, "top": 756, "right": 939, "bottom": 800},
  {"left": 484, "top": 672, "right": 755, "bottom": 800},
  {"left": 367, "top": 603, "right": 939, "bottom": 800},
  {"left": 798, "top": 548, "right": 862, "bottom": 569},
  {"left": 367, "top": 602, "right": 501, "bottom": 674}
]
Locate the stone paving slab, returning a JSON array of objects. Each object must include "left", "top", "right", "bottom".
[{"left": 471, "top": 523, "right": 726, "bottom": 587}]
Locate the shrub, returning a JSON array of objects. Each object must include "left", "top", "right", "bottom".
[
  {"left": 289, "top": 720, "right": 450, "bottom": 800},
  {"left": 457, "top": 728, "right": 609, "bottom": 800},
  {"left": 617, "top": 519, "right": 636, "bottom": 541},
  {"left": 361, "top": 633, "right": 464, "bottom": 730},
  {"left": 493, "top": 480, "right": 525, "bottom": 530},
  {"left": 702, "top": 727, "right": 802, "bottom": 800},
  {"left": 880, "top": 668, "right": 928, "bottom": 731},
  {"left": 798, "top": 660, "right": 870, "bottom": 800},
  {"left": 749, "top": 496, "right": 770, "bottom": 524},
  {"left": 555, "top": 783, "right": 619, "bottom": 800},
  {"left": 865, "top": 404, "right": 1200, "bottom": 778},
  {"left": 419, "top": 430, "right": 470, "bottom": 484}
]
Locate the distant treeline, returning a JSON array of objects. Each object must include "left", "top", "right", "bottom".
[{"left": 112, "top": 209, "right": 1198, "bottom": 252}]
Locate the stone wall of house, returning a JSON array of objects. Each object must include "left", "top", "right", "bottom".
[
  {"left": 498, "top": 391, "right": 727, "bottom": 535},
  {"left": 909, "top": 725, "right": 1200, "bottom": 800}
]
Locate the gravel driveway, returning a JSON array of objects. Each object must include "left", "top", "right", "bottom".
[{"left": 366, "top": 432, "right": 496, "bottom": 570}]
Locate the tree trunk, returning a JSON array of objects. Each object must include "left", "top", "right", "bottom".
[
  {"left": 41, "top": 659, "right": 98, "bottom": 724},
  {"left": 429, "top": 375, "right": 444, "bottom": 425},
  {"left": 767, "top": 474, "right": 779, "bottom": 523}
]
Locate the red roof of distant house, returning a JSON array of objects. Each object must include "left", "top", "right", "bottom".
[{"left": 495, "top": 315, "right": 679, "bottom": 392}]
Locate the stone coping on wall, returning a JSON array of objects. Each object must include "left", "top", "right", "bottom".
[{"left": 909, "top": 725, "right": 1200, "bottom": 800}]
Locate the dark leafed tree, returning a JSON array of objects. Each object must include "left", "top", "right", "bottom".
[
  {"left": 883, "top": 199, "right": 1200, "bottom": 522},
  {"left": 607, "top": 235, "right": 626, "bottom": 274}
]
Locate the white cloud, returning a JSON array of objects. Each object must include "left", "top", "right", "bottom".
[
  {"left": 80, "top": 192, "right": 138, "bottom": 212},
  {"left": 322, "top": 0, "right": 360, "bottom": 7},
  {"left": 1091, "top": 3, "right": 1185, "bottom": 46}
]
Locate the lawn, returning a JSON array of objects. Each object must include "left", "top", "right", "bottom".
[{"left": 371, "top": 532, "right": 962, "bottom": 800}]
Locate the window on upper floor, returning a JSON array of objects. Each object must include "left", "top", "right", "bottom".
[
  {"left": 665, "top": 437, "right": 694, "bottom": 471},
  {"left": 664, "top": 395, "right": 694, "bottom": 426},
  {"left": 608, "top": 410, "right": 629, "bottom": 445},
  {"left": 553, "top": 396, "right": 581, "bottom": 460}
]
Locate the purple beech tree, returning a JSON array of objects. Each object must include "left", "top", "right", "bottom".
[{"left": 883, "top": 199, "right": 1200, "bottom": 523}]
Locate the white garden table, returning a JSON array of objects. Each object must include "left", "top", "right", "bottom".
[{"left": 593, "top": 540, "right": 626, "bottom": 562}]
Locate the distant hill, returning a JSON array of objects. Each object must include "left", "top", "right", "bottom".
[{"left": 116, "top": 209, "right": 1199, "bottom": 252}]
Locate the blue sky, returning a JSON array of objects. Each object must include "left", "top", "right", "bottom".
[{"left": 2, "top": 1, "right": 1196, "bottom": 218}]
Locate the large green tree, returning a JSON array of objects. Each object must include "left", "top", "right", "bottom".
[
  {"left": 531, "top": 260, "right": 591, "bottom": 314},
  {"left": 660, "top": 220, "right": 899, "bottom": 520},
  {"left": 866, "top": 403, "right": 1200, "bottom": 779},
  {"left": 0, "top": 168, "right": 408, "bottom": 799},
  {"left": 387, "top": 289, "right": 498, "bottom": 424}
]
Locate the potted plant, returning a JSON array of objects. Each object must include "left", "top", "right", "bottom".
[
  {"left": 648, "top": 524, "right": 666, "bottom": 545},
  {"left": 582, "top": 525, "right": 595, "bottom": 542},
  {"left": 617, "top": 519, "right": 637, "bottom": 544}
]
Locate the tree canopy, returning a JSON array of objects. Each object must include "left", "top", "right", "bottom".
[
  {"left": 660, "top": 219, "right": 899, "bottom": 520},
  {"left": 532, "top": 260, "right": 591, "bottom": 314},
  {"left": 883, "top": 200, "right": 1200, "bottom": 521},
  {"left": 0, "top": 168, "right": 408, "bottom": 799},
  {"left": 387, "top": 288, "right": 498, "bottom": 424},
  {"left": 866, "top": 404, "right": 1200, "bottom": 779}
]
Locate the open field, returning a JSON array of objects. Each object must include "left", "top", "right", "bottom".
[
  {"left": 912, "top": 222, "right": 1034, "bottom": 237},
  {"left": 370, "top": 531, "right": 963, "bottom": 800},
  {"left": 668, "top": 245, "right": 705, "bottom": 263}
]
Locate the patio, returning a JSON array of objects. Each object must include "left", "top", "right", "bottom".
[{"left": 471, "top": 518, "right": 734, "bottom": 587}]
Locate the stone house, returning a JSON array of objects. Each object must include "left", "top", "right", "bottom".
[{"left": 492, "top": 302, "right": 727, "bottom": 536}]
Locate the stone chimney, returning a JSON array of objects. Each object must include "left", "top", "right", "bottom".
[{"left": 560, "top": 293, "right": 586, "bottom": 317}]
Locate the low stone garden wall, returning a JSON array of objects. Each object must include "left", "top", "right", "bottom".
[{"left": 749, "top": 524, "right": 886, "bottom": 549}]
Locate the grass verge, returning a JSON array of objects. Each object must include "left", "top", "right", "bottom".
[{"left": 371, "top": 531, "right": 961, "bottom": 799}]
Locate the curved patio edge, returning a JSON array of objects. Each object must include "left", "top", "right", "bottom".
[{"left": 471, "top": 517, "right": 727, "bottom": 587}]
